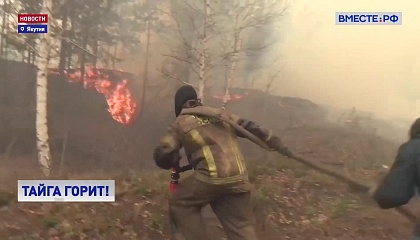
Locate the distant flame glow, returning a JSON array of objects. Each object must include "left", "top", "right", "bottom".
[{"left": 212, "top": 94, "right": 245, "bottom": 101}]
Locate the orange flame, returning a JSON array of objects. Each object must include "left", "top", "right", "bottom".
[
  {"left": 63, "top": 66, "right": 137, "bottom": 124},
  {"left": 212, "top": 94, "right": 244, "bottom": 101}
]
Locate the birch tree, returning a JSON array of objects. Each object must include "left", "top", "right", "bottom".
[
  {"left": 163, "top": 0, "right": 288, "bottom": 105},
  {"left": 197, "top": 0, "right": 210, "bottom": 101},
  {"left": 220, "top": 0, "right": 287, "bottom": 108},
  {"left": 36, "top": 0, "right": 55, "bottom": 176},
  {"left": 161, "top": 0, "right": 212, "bottom": 102}
]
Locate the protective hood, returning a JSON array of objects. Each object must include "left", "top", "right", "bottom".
[{"left": 174, "top": 85, "right": 198, "bottom": 117}]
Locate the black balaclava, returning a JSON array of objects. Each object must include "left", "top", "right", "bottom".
[{"left": 174, "top": 85, "right": 198, "bottom": 117}]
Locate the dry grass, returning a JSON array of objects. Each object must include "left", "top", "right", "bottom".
[{"left": 0, "top": 125, "right": 411, "bottom": 239}]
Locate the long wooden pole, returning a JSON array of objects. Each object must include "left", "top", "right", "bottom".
[{"left": 181, "top": 107, "right": 418, "bottom": 223}]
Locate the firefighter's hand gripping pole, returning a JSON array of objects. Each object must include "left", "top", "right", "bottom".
[{"left": 181, "top": 108, "right": 419, "bottom": 224}]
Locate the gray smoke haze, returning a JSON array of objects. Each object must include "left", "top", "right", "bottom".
[
  {"left": 121, "top": 0, "right": 419, "bottom": 123},
  {"left": 267, "top": 0, "right": 420, "bottom": 121}
]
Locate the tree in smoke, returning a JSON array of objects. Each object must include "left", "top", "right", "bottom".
[
  {"left": 0, "top": 0, "right": 156, "bottom": 171},
  {"left": 129, "top": 0, "right": 164, "bottom": 119},
  {"left": 46, "top": 0, "right": 144, "bottom": 72},
  {"left": 0, "top": 0, "right": 43, "bottom": 62},
  {"left": 10, "top": 0, "right": 134, "bottom": 175},
  {"left": 163, "top": 0, "right": 287, "bottom": 104},
  {"left": 161, "top": 0, "right": 213, "bottom": 102},
  {"left": 219, "top": 0, "right": 287, "bottom": 107}
]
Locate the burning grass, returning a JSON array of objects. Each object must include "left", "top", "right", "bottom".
[{"left": 48, "top": 67, "right": 138, "bottom": 125}]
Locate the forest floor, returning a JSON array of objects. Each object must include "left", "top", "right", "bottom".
[{"left": 0, "top": 124, "right": 416, "bottom": 240}]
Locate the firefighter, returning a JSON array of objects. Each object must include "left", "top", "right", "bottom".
[
  {"left": 153, "top": 85, "right": 293, "bottom": 240},
  {"left": 371, "top": 117, "right": 420, "bottom": 240}
]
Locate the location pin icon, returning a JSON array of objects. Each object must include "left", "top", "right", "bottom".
[{"left": 20, "top": 26, "right": 25, "bottom": 32}]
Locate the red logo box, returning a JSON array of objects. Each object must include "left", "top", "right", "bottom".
[{"left": 18, "top": 14, "right": 48, "bottom": 23}]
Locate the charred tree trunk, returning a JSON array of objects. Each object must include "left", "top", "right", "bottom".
[
  {"left": 66, "top": 45, "right": 72, "bottom": 69},
  {"left": 59, "top": 2, "right": 69, "bottom": 71},
  {"left": 66, "top": 5, "right": 75, "bottom": 69},
  {"left": 138, "top": 17, "right": 151, "bottom": 120},
  {"left": 92, "top": 31, "right": 98, "bottom": 67},
  {"left": 111, "top": 43, "right": 118, "bottom": 69},
  {"left": 79, "top": 22, "right": 89, "bottom": 81},
  {"left": 31, "top": 39, "right": 36, "bottom": 63}
]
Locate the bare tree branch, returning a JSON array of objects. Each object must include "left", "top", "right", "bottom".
[
  {"left": 180, "top": 0, "right": 205, "bottom": 16},
  {"left": 162, "top": 53, "right": 194, "bottom": 65},
  {"left": 157, "top": 67, "right": 198, "bottom": 89}
]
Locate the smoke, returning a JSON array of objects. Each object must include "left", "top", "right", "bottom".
[
  {"left": 266, "top": 0, "right": 420, "bottom": 121},
  {"left": 119, "top": 0, "right": 419, "bottom": 123}
]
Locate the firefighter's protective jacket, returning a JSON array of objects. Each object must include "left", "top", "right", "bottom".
[
  {"left": 372, "top": 118, "right": 420, "bottom": 237},
  {"left": 153, "top": 105, "right": 279, "bottom": 184},
  {"left": 373, "top": 117, "right": 420, "bottom": 209}
]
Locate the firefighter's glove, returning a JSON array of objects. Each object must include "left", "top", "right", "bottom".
[
  {"left": 278, "top": 146, "right": 294, "bottom": 158},
  {"left": 153, "top": 148, "right": 181, "bottom": 170},
  {"left": 267, "top": 136, "right": 294, "bottom": 158}
]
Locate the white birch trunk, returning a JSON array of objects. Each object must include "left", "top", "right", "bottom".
[
  {"left": 222, "top": 18, "right": 241, "bottom": 110},
  {"left": 222, "top": 61, "right": 236, "bottom": 110},
  {"left": 35, "top": 0, "right": 54, "bottom": 176},
  {"left": 198, "top": 0, "right": 210, "bottom": 102}
]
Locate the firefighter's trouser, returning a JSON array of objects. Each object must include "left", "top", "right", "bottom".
[{"left": 169, "top": 174, "right": 258, "bottom": 240}]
